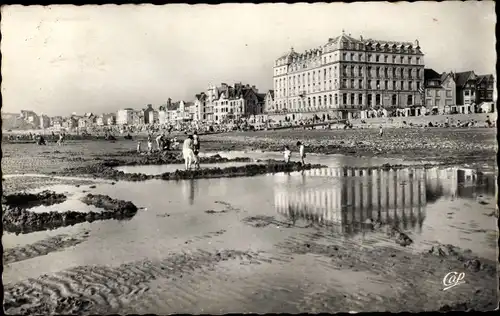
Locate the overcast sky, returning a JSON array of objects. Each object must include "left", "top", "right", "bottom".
[{"left": 1, "top": 2, "right": 496, "bottom": 116}]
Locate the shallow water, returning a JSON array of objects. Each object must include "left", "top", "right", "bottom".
[
  {"left": 114, "top": 161, "right": 261, "bottom": 175},
  {"left": 3, "top": 165, "right": 496, "bottom": 286}
]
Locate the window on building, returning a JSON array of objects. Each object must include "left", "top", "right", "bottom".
[
  {"left": 376, "top": 67, "right": 380, "bottom": 77},
  {"left": 407, "top": 95, "right": 413, "bottom": 105},
  {"left": 392, "top": 94, "right": 397, "bottom": 105},
  {"left": 329, "top": 94, "right": 333, "bottom": 105},
  {"left": 400, "top": 56, "right": 404, "bottom": 63},
  {"left": 367, "top": 66, "right": 372, "bottom": 77},
  {"left": 401, "top": 81, "right": 404, "bottom": 90},
  {"left": 358, "top": 66, "right": 363, "bottom": 76},
  {"left": 416, "top": 57, "right": 420, "bottom": 65},
  {"left": 318, "top": 96, "right": 321, "bottom": 106},
  {"left": 417, "top": 82, "right": 421, "bottom": 92},
  {"left": 446, "top": 90, "right": 452, "bottom": 97},
  {"left": 329, "top": 67, "right": 332, "bottom": 77},
  {"left": 392, "top": 55, "right": 396, "bottom": 63},
  {"left": 400, "top": 68, "right": 404, "bottom": 78},
  {"left": 409, "top": 81, "right": 413, "bottom": 90},
  {"left": 359, "top": 79, "right": 363, "bottom": 89},
  {"left": 324, "top": 69, "right": 327, "bottom": 77},
  {"left": 351, "top": 66, "right": 355, "bottom": 75},
  {"left": 392, "top": 68, "right": 396, "bottom": 77},
  {"left": 368, "top": 80, "right": 372, "bottom": 89},
  {"left": 376, "top": 55, "right": 380, "bottom": 62},
  {"left": 324, "top": 95, "right": 327, "bottom": 105},
  {"left": 368, "top": 94, "right": 372, "bottom": 106},
  {"left": 324, "top": 57, "right": 326, "bottom": 63},
  {"left": 313, "top": 97, "right": 316, "bottom": 107},
  {"left": 343, "top": 66, "right": 348, "bottom": 76},
  {"left": 342, "top": 79, "right": 347, "bottom": 88},
  {"left": 351, "top": 53, "right": 355, "bottom": 61},
  {"left": 408, "top": 57, "right": 412, "bottom": 64},
  {"left": 358, "top": 53, "right": 363, "bottom": 61},
  {"left": 464, "top": 90, "right": 470, "bottom": 96},
  {"left": 376, "top": 94, "right": 381, "bottom": 105},
  {"left": 351, "top": 79, "right": 355, "bottom": 88},
  {"left": 308, "top": 97, "right": 311, "bottom": 107},
  {"left": 350, "top": 94, "right": 355, "bottom": 105},
  {"left": 368, "top": 54, "right": 372, "bottom": 62},
  {"left": 335, "top": 94, "right": 338, "bottom": 105},
  {"left": 343, "top": 52, "right": 347, "bottom": 60},
  {"left": 358, "top": 94, "right": 363, "bottom": 105},
  {"left": 384, "top": 80, "right": 388, "bottom": 89},
  {"left": 384, "top": 55, "right": 388, "bottom": 63},
  {"left": 376, "top": 80, "right": 380, "bottom": 89},
  {"left": 342, "top": 93, "right": 347, "bottom": 105}
]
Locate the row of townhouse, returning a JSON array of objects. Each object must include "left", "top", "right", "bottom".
[
  {"left": 192, "top": 82, "right": 265, "bottom": 123},
  {"left": 424, "top": 69, "right": 495, "bottom": 114}
]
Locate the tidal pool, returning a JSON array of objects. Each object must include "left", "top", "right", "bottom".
[{"left": 3, "top": 165, "right": 496, "bottom": 285}]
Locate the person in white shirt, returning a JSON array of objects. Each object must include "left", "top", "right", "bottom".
[
  {"left": 137, "top": 141, "right": 142, "bottom": 153},
  {"left": 182, "top": 135, "right": 195, "bottom": 170},
  {"left": 296, "top": 141, "right": 306, "bottom": 165},
  {"left": 283, "top": 145, "right": 291, "bottom": 163},
  {"left": 379, "top": 125, "right": 383, "bottom": 137},
  {"left": 147, "top": 134, "right": 153, "bottom": 154}
]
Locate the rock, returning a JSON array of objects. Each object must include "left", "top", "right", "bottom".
[{"left": 464, "top": 259, "right": 481, "bottom": 272}]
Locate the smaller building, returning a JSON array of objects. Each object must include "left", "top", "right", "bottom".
[
  {"left": 39, "top": 115, "right": 51, "bottom": 129},
  {"left": 116, "top": 108, "right": 134, "bottom": 125},
  {"left": 424, "top": 69, "right": 457, "bottom": 114},
  {"left": 148, "top": 110, "right": 159, "bottom": 124},
  {"left": 264, "top": 90, "right": 275, "bottom": 114}
]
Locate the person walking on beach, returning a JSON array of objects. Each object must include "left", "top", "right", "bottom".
[
  {"left": 379, "top": 125, "right": 384, "bottom": 137},
  {"left": 182, "top": 135, "right": 195, "bottom": 170},
  {"left": 193, "top": 131, "right": 201, "bottom": 169},
  {"left": 147, "top": 134, "right": 153, "bottom": 154},
  {"left": 57, "top": 133, "right": 64, "bottom": 146},
  {"left": 137, "top": 141, "right": 142, "bottom": 154},
  {"left": 283, "top": 145, "right": 291, "bottom": 163},
  {"left": 155, "top": 133, "right": 163, "bottom": 152},
  {"left": 297, "top": 141, "right": 306, "bottom": 165}
]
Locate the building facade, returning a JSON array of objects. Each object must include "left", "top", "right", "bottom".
[
  {"left": 475, "top": 74, "right": 495, "bottom": 106},
  {"left": 424, "top": 69, "right": 457, "bottom": 114},
  {"left": 116, "top": 108, "right": 134, "bottom": 125},
  {"left": 273, "top": 32, "right": 425, "bottom": 119},
  {"left": 264, "top": 90, "right": 274, "bottom": 114}
]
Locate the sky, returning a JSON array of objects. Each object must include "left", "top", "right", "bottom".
[{"left": 1, "top": 2, "right": 496, "bottom": 116}]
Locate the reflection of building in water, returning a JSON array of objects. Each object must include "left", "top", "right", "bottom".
[
  {"left": 425, "top": 167, "right": 496, "bottom": 199},
  {"left": 275, "top": 167, "right": 427, "bottom": 234}
]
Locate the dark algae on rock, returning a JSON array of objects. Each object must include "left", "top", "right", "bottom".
[
  {"left": 2, "top": 190, "right": 67, "bottom": 208},
  {"left": 2, "top": 191, "right": 139, "bottom": 234},
  {"left": 61, "top": 159, "right": 325, "bottom": 182}
]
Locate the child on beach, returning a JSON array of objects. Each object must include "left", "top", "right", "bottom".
[
  {"left": 379, "top": 125, "right": 383, "bottom": 137},
  {"left": 283, "top": 145, "right": 291, "bottom": 163},
  {"left": 297, "top": 141, "right": 306, "bottom": 165}
]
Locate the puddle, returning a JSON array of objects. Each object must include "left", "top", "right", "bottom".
[
  {"left": 3, "top": 165, "right": 497, "bottom": 287},
  {"left": 114, "top": 161, "right": 262, "bottom": 175}
]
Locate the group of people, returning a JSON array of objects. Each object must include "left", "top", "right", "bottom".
[
  {"left": 137, "top": 131, "right": 201, "bottom": 170},
  {"left": 182, "top": 132, "right": 201, "bottom": 170},
  {"left": 283, "top": 141, "right": 306, "bottom": 165}
]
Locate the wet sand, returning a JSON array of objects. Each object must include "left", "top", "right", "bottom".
[{"left": 2, "top": 131, "right": 498, "bottom": 314}]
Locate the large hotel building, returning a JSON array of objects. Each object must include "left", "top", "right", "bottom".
[{"left": 272, "top": 31, "right": 425, "bottom": 119}]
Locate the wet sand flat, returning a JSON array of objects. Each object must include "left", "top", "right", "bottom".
[{"left": 3, "top": 165, "right": 498, "bottom": 314}]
